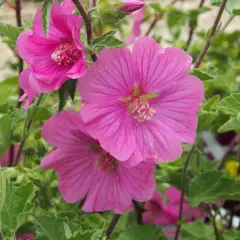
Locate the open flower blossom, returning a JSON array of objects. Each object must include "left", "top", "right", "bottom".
[
  {"left": 143, "top": 187, "right": 204, "bottom": 227},
  {"left": 127, "top": 0, "right": 144, "bottom": 44},
  {"left": 78, "top": 37, "right": 204, "bottom": 165},
  {"left": 17, "top": 0, "right": 86, "bottom": 108},
  {"left": 0, "top": 145, "right": 21, "bottom": 167},
  {"left": 41, "top": 110, "right": 155, "bottom": 213}
]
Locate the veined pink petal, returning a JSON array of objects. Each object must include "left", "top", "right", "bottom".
[
  {"left": 152, "top": 75, "right": 204, "bottom": 144},
  {"left": 131, "top": 120, "right": 183, "bottom": 163},
  {"left": 132, "top": 37, "right": 192, "bottom": 92},
  {"left": 41, "top": 110, "right": 97, "bottom": 149},
  {"left": 0, "top": 145, "right": 21, "bottom": 167}
]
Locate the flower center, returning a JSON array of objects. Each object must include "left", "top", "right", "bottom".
[
  {"left": 51, "top": 43, "right": 81, "bottom": 66},
  {"left": 98, "top": 152, "right": 118, "bottom": 173},
  {"left": 129, "top": 98, "right": 156, "bottom": 122}
]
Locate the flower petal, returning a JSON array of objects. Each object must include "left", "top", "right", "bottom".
[
  {"left": 132, "top": 37, "right": 192, "bottom": 92},
  {"left": 120, "top": 161, "right": 155, "bottom": 201},
  {"left": 80, "top": 104, "right": 135, "bottom": 161},
  {"left": 78, "top": 47, "right": 135, "bottom": 105},
  {"left": 132, "top": 120, "right": 183, "bottom": 163},
  {"left": 42, "top": 110, "right": 97, "bottom": 149},
  {"left": 41, "top": 148, "right": 97, "bottom": 203},
  {"left": 152, "top": 75, "right": 204, "bottom": 144},
  {"left": 82, "top": 171, "right": 132, "bottom": 214}
]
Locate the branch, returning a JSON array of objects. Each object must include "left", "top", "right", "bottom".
[
  {"left": 207, "top": 205, "right": 220, "bottom": 240},
  {"left": 218, "top": 136, "right": 237, "bottom": 170},
  {"left": 194, "top": 0, "right": 228, "bottom": 68},
  {"left": 185, "top": 0, "right": 206, "bottom": 51},
  {"left": 14, "top": 94, "right": 44, "bottom": 166},
  {"left": 133, "top": 200, "right": 144, "bottom": 224},
  {"left": 72, "top": 0, "right": 97, "bottom": 62},
  {"left": 145, "top": 0, "right": 178, "bottom": 36},
  {"left": 105, "top": 214, "right": 121, "bottom": 239},
  {"left": 9, "top": 0, "right": 23, "bottom": 166},
  {"left": 174, "top": 145, "right": 195, "bottom": 240}
]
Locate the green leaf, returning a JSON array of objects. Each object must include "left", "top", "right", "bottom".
[
  {"left": 0, "top": 170, "right": 6, "bottom": 211},
  {"left": 0, "top": 114, "right": 12, "bottom": 155},
  {"left": 211, "top": 0, "right": 240, "bottom": 15},
  {"left": 226, "top": 0, "right": 240, "bottom": 15},
  {"left": 218, "top": 117, "right": 240, "bottom": 133},
  {"left": 223, "top": 230, "right": 240, "bottom": 240},
  {"left": 58, "top": 82, "right": 70, "bottom": 112},
  {"left": 66, "top": 79, "right": 77, "bottom": 101},
  {"left": 27, "top": 106, "right": 52, "bottom": 121},
  {"left": 42, "top": 0, "right": 53, "bottom": 36},
  {"left": 181, "top": 221, "right": 214, "bottom": 240},
  {"left": 202, "top": 95, "right": 220, "bottom": 111},
  {"left": 97, "top": 0, "right": 126, "bottom": 24},
  {"left": 117, "top": 224, "right": 167, "bottom": 240},
  {"left": 188, "top": 170, "right": 240, "bottom": 207},
  {"left": 217, "top": 93, "right": 240, "bottom": 113},
  {"left": 34, "top": 216, "right": 65, "bottom": 240},
  {"left": 198, "top": 110, "right": 218, "bottom": 131},
  {"left": 91, "top": 31, "right": 125, "bottom": 50},
  {"left": 190, "top": 69, "right": 215, "bottom": 81},
  {"left": 166, "top": 7, "right": 187, "bottom": 39},
  {"left": 1, "top": 182, "right": 36, "bottom": 233},
  {"left": 0, "top": 23, "right": 24, "bottom": 45}
]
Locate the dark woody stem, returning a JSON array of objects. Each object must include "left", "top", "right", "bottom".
[
  {"left": 72, "top": 0, "right": 97, "bottom": 62},
  {"left": 105, "top": 214, "right": 121, "bottom": 239},
  {"left": 9, "top": 0, "right": 23, "bottom": 167}
]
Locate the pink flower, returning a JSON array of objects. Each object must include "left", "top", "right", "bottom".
[
  {"left": 78, "top": 37, "right": 204, "bottom": 165},
  {"left": 143, "top": 187, "right": 203, "bottom": 227},
  {"left": 0, "top": 145, "right": 21, "bottom": 167},
  {"left": 120, "top": 0, "right": 144, "bottom": 13},
  {"left": 41, "top": 110, "right": 155, "bottom": 214},
  {"left": 127, "top": 0, "right": 144, "bottom": 44},
  {"left": 16, "top": 233, "right": 35, "bottom": 240},
  {"left": 17, "top": 0, "right": 86, "bottom": 107}
]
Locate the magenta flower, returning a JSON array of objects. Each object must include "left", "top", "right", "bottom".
[
  {"left": 41, "top": 110, "right": 155, "bottom": 213},
  {"left": 143, "top": 187, "right": 203, "bottom": 227},
  {"left": 17, "top": 0, "right": 86, "bottom": 107},
  {"left": 78, "top": 37, "right": 204, "bottom": 165},
  {"left": 16, "top": 233, "right": 36, "bottom": 240},
  {"left": 127, "top": 1, "right": 144, "bottom": 44},
  {"left": 0, "top": 145, "right": 21, "bottom": 167},
  {"left": 120, "top": 0, "right": 144, "bottom": 13}
]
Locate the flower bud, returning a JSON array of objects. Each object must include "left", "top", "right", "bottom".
[{"left": 120, "top": 0, "right": 144, "bottom": 14}]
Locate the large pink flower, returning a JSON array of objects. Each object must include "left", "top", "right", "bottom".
[
  {"left": 0, "top": 145, "right": 21, "bottom": 167},
  {"left": 78, "top": 37, "right": 204, "bottom": 165},
  {"left": 17, "top": 0, "right": 86, "bottom": 106},
  {"left": 143, "top": 187, "right": 203, "bottom": 227},
  {"left": 41, "top": 110, "right": 155, "bottom": 214}
]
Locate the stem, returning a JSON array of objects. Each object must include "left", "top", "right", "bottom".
[
  {"left": 145, "top": 0, "right": 178, "bottom": 36},
  {"left": 174, "top": 145, "right": 195, "bottom": 240},
  {"left": 72, "top": 0, "right": 97, "bottom": 62},
  {"left": 207, "top": 205, "right": 220, "bottom": 240},
  {"left": 194, "top": 0, "right": 228, "bottom": 68},
  {"left": 185, "top": 0, "right": 206, "bottom": 51},
  {"left": 222, "top": 15, "right": 235, "bottom": 32},
  {"left": 133, "top": 200, "right": 144, "bottom": 224},
  {"left": 9, "top": 0, "right": 23, "bottom": 167},
  {"left": 105, "top": 214, "right": 121, "bottom": 239},
  {"left": 218, "top": 136, "right": 237, "bottom": 170},
  {"left": 14, "top": 94, "right": 44, "bottom": 166}
]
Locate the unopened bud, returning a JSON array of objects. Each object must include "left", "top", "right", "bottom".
[{"left": 120, "top": 0, "right": 144, "bottom": 14}]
